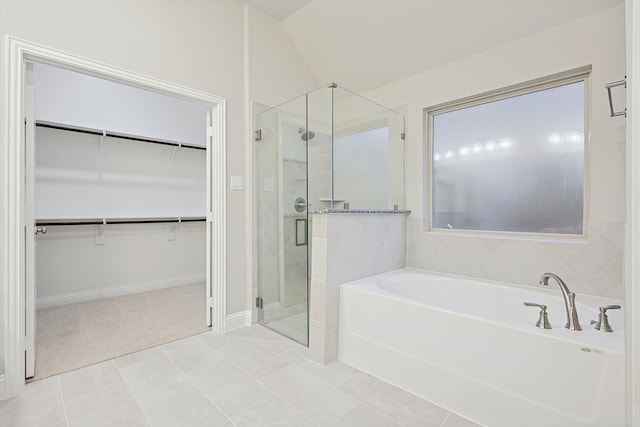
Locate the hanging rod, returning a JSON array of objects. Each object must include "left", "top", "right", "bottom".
[
  {"left": 35, "top": 216, "right": 206, "bottom": 227},
  {"left": 35, "top": 121, "right": 206, "bottom": 151},
  {"left": 605, "top": 79, "right": 626, "bottom": 117}
]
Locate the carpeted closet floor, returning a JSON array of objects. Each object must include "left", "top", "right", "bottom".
[{"left": 34, "top": 283, "right": 209, "bottom": 380}]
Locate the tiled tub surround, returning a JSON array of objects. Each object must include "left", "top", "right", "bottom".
[
  {"left": 408, "top": 219, "right": 625, "bottom": 299},
  {"left": 339, "top": 269, "right": 625, "bottom": 427},
  {"left": 309, "top": 212, "right": 408, "bottom": 364}
]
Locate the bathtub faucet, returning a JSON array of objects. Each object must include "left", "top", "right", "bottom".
[{"left": 539, "top": 273, "right": 582, "bottom": 331}]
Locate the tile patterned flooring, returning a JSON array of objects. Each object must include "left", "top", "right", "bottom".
[
  {"left": 0, "top": 325, "right": 481, "bottom": 427},
  {"left": 264, "top": 311, "right": 308, "bottom": 345}
]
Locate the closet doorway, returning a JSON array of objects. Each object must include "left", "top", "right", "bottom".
[
  {"left": 26, "top": 62, "right": 214, "bottom": 380},
  {"left": 3, "top": 37, "right": 226, "bottom": 388}
]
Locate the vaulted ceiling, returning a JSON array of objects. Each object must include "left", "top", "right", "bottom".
[
  {"left": 241, "top": 0, "right": 624, "bottom": 92},
  {"left": 238, "top": 0, "right": 310, "bottom": 20}
]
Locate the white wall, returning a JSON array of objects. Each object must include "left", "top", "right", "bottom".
[
  {"left": 248, "top": 6, "right": 319, "bottom": 106},
  {"left": 36, "top": 223, "right": 205, "bottom": 308},
  {"left": 34, "top": 62, "right": 210, "bottom": 146},
  {"left": 36, "top": 127, "right": 206, "bottom": 219},
  {"left": 364, "top": 4, "right": 627, "bottom": 298}
]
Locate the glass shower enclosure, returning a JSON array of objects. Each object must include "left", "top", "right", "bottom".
[{"left": 255, "top": 84, "right": 405, "bottom": 345}]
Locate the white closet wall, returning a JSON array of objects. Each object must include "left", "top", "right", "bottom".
[
  {"left": 35, "top": 127, "right": 205, "bottom": 219},
  {"left": 36, "top": 223, "right": 205, "bottom": 306},
  {"left": 34, "top": 63, "right": 208, "bottom": 308},
  {"left": 35, "top": 63, "right": 208, "bottom": 146}
]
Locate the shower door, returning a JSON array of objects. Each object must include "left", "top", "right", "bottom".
[{"left": 255, "top": 95, "right": 309, "bottom": 345}]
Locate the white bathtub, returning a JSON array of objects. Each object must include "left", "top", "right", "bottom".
[{"left": 339, "top": 268, "right": 625, "bottom": 427}]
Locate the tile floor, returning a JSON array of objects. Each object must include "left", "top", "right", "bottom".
[
  {"left": 265, "top": 311, "right": 308, "bottom": 345},
  {"left": 0, "top": 325, "right": 481, "bottom": 427}
]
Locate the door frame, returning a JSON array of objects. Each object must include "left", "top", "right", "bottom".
[
  {"left": 23, "top": 62, "right": 36, "bottom": 380},
  {"left": 2, "top": 36, "right": 227, "bottom": 398},
  {"left": 626, "top": 1, "right": 640, "bottom": 424}
]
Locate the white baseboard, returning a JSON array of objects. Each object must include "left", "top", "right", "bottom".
[
  {"left": 225, "top": 310, "right": 252, "bottom": 331},
  {"left": 36, "top": 274, "right": 206, "bottom": 309}
]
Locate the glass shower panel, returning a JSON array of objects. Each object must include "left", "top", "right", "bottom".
[
  {"left": 307, "top": 87, "right": 335, "bottom": 210},
  {"left": 256, "top": 94, "right": 309, "bottom": 345},
  {"left": 331, "top": 87, "right": 405, "bottom": 209},
  {"left": 256, "top": 83, "right": 406, "bottom": 346}
]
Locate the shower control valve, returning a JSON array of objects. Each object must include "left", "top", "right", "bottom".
[
  {"left": 294, "top": 197, "right": 307, "bottom": 213},
  {"left": 523, "top": 302, "right": 552, "bottom": 329}
]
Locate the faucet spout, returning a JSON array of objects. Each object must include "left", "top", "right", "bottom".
[{"left": 539, "top": 272, "right": 582, "bottom": 331}]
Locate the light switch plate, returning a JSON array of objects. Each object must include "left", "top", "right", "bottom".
[{"left": 231, "top": 176, "right": 244, "bottom": 191}]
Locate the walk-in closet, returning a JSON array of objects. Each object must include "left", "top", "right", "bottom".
[{"left": 29, "top": 62, "right": 211, "bottom": 380}]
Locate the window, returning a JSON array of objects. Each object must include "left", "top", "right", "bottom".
[{"left": 426, "top": 69, "right": 588, "bottom": 236}]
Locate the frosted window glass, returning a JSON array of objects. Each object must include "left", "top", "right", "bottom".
[
  {"left": 431, "top": 81, "right": 584, "bottom": 234},
  {"left": 334, "top": 127, "right": 389, "bottom": 208}
]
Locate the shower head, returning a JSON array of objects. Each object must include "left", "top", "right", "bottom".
[{"left": 298, "top": 128, "right": 315, "bottom": 141}]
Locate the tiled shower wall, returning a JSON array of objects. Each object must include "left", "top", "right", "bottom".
[
  {"left": 408, "top": 218, "right": 624, "bottom": 300},
  {"left": 255, "top": 117, "right": 334, "bottom": 320},
  {"left": 255, "top": 115, "right": 280, "bottom": 314},
  {"left": 310, "top": 213, "right": 408, "bottom": 364}
]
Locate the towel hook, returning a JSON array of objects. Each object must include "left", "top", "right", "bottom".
[{"left": 606, "top": 79, "right": 626, "bottom": 117}]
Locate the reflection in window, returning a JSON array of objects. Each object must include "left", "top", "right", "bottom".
[{"left": 428, "top": 75, "right": 587, "bottom": 235}]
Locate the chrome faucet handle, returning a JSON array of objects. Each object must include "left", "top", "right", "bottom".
[
  {"left": 524, "top": 302, "right": 552, "bottom": 329},
  {"left": 592, "top": 305, "right": 621, "bottom": 332}
]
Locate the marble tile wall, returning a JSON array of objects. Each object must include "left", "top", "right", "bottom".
[
  {"left": 255, "top": 118, "right": 280, "bottom": 312},
  {"left": 408, "top": 218, "right": 624, "bottom": 300},
  {"left": 256, "top": 120, "right": 311, "bottom": 320},
  {"left": 309, "top": 213, "right": 408, "bottom": 364}
]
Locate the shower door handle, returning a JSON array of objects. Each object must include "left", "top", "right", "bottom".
[{"left": 295, "top": 218, "right": 307, "bottom": 246}]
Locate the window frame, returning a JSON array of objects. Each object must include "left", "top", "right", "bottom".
[{"left": 424, "top": 66, "right": 591, "bottom": 241}]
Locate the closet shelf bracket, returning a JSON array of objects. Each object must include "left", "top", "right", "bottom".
[
  {"left": 99, "top": 130, "right": 106, "bottom": 152},
  {"left": 95, "top": 221, "right": 106, "bottom": 245},
  {"left": 170, "top": 143, "right": 181, "bottom": 160}
]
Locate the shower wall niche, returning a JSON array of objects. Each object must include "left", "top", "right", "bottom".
[{"left": 255, "top": 84, "right": 405, "bottom": 345}]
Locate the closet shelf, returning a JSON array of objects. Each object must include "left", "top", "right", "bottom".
[
  {"left": 36, "top": 121, "right": 206, "bottom": 151},
  {"left": 35, "top": 216, "right": 206, "bottom": 226}
]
